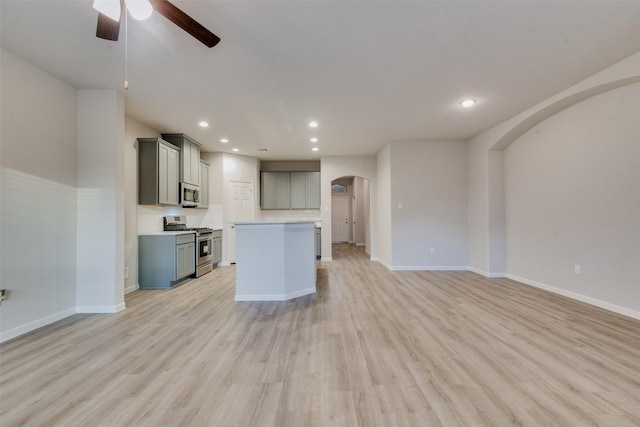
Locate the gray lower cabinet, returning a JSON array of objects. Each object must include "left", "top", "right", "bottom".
[
  {"left": 138, "top": 138, "right": 180, "bottom": 205},
  {"left": 139, "top": 233, "right": 195, "bottom": 289},
  {"left": 212, "top": 230, "right": 222, "bottom": 265},
  {"left": 315, "top": 226, "right": 321, "bottom": 259}
]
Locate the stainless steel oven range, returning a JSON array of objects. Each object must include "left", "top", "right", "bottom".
[{"left": 163, "top": 215, "right": 214, "bottom": 277}]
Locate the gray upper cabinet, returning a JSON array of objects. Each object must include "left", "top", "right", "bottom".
[
  {"left": 161, "top": 133, "right": 201, "bottom": 186},
  {"left": 261, "top": 172, "right": 290, "bottom": 209},
  {"left": 138, "top": 138, "right": 179, "bottom": 206},
  {"left": 305, "top": 171, "right": 320, "bottom": 209},
  {"left": 199, "top": 161, "right": 209, "bottom": 208},
  {"left": 261, "top": 171, "right": 320, "bottom": 210},
  {"left": 290, "top": 172, "right": 307, "bottom": 209}
]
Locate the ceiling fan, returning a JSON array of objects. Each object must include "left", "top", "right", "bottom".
[{"left": 94, "top": 0, "right": 220, "bottom": 48}]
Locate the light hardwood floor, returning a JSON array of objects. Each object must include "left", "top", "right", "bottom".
[{"left": 1, "top": 244, "right": 639, "bottom": 426}]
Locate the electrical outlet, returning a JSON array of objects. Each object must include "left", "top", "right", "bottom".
[
  {"left": 398, "top": 202, "right": 404, "bottom": 210},
  {"left": 124, "top": 267, "right": 129, "bottom": 279},
  {"left": 574, "top": 264, "right": 581, "bottom": 275}
]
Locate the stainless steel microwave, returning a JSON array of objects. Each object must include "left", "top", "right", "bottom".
[{"left": 180, "top": 182, "right": 200, "bottom": 207}]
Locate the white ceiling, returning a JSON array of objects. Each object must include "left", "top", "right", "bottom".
[{"left": 2, "top": 1, "right": 639, "bottom": 159}]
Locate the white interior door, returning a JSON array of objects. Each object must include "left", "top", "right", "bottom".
[
  {"left": 226, "top": 180, "right": 255, "bottom": 263},
  {"left": 332, "top": 194, "right": 350, "bottom": 242}
]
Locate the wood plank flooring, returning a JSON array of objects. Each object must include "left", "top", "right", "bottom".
[{"left": 1, "top": 243, "right": 639, "bottom": 426}]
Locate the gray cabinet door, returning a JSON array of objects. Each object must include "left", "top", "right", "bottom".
[
  {"left": 139, "top": 138, "right": 179, "bottom": 206},
  {"left": 176, "top": 241, "right": 195, "bottom": 279},
  {"left": 160, "top": 134, "right": 202, "bottom": 186},
  {"left": 158, "top": 143, "right": 179, "bottom": 205},
  {"left": 199, "top": 161, "right": 209, "bottom": 207},
  {"left": 262, "top": 172, "right": 289, "bottom": 209},
  {"left": 261, "top": 172, "right": 276, "bottom": 209},
  {"left": 290, "top": 171, "right": 320, "bottom": 209},
  {"left": 290, "top": 172, "right": 307, "bottom": 209},
  {"left": 181, "top": 138, "right": 192, "bottom": 184},
  {"left": 190, "top": 143, "right": 201, "bottom": 186},
  {"left": 305, "top": 171, "right": 320, "bottom": 209},
  {"left": 275, "top": 172, "right": 290, "bottom": 209},
  {"left": 213, "top": 237, "right": 222, "bottom": 264}
]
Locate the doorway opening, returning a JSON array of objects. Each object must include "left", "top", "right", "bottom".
[{"left": 330, "top": 176, "right": 370, "bottom": 259}]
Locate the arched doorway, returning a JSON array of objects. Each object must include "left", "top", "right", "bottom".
[{"left": 330, "top": 176, "right": 371, "bottom": 258}]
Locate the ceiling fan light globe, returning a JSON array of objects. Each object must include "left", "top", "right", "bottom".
[
  {"left": 126, "top": 0, "right": 153, "bottom": 21},
  {"left": 93, "top": 0, "right": 121, "bottom": 22}
]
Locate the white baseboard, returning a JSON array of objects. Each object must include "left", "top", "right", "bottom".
[
  {"left": 235, "top": 287, "right": 316, "bottom": 301},
  {"left": 0, "top": 307, "right": 76, "bottom": 343},
  {"left": 391, "top": 265, "right": 469, "bottom": 272},
  {"left": 320, "top": 257, "right": 332, "bottom": 262},
  {"left": 374, "top": 258, "right": 392, "bottom": 270},
  {"left": 219, "top": 262, "right": 231, "bottom": 267},
  {"left": 467, "top": 267, "right": 507, "bottom": 278},
  {"left": 125, "top": 283, "right": 139, "bottom": 294},
  {"left": 506, "top": 273, "right": 640, "bottom": 320},
  {"left": 76, "top": 302, "right": 126, "bottom": 314}
]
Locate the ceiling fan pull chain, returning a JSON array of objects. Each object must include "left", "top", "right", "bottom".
[{"left": 124, "top": 10, "right": 129, "bottom": 90}]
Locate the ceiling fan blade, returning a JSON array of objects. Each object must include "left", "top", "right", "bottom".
[
  {"left": 150, "top": 0, "right": 220, "bottom": 48},
  {"left": 96, "top": 12, "right": 121, "bottom": 41}
]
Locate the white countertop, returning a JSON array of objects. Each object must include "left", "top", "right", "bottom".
[
  {"left": 138, "top": 231, "right": 196, "bottom": 236},
  {"left": 231, "top": 220, "right": 318, "bottom": 225}
]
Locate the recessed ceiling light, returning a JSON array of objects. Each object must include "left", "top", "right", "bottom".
[
  {"left": 308, "top": 121, "right": 318, "bottom": 128},
  {"left": 232, "top": 148, "right": 239, "bottom": 152},
  {"left": 199, "top": 121, "right": 209, "bottom": 128},
  {"left": 461, "top": 99, "right": 476, "bottom": 108},
  {"left": 310, "top": 137, "right": 318, "bottom": 143},
  {"left": 312, "top": 147, "right": 319, "bottom": 152},
  {"left": 220, "top": 138, "right": 229, "bottom": 143}
]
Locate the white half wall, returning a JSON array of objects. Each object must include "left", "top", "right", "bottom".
[
  {"left": 504, "top": 83, "right": 640, "bottom": 314},
  {"left": 76, "top": 90, "right": 125, "bottom": 313},
  {"left": 0, "top": 49, "right": 78, "bottom": 342}
]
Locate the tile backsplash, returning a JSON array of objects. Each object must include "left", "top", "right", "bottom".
[
  {"left": 138, "top": 204, "right": 224, "bottom": 233},
  {"left": 259, "top": 209, "right": 322, "bottom": 223}
]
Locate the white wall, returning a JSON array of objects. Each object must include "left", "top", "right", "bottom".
[
  {"left": 467, "top": 51, "right": 640, "bottom": 278},
  {"left": 124, "top": 116, "right": 161, "bottom": 293},
  {"left": 363, "top": 178, "right": 371, "bottom": 254},
  {"left": 505, "top": 83, "right": 640, "bottom": 314},
  {"left": 221, "top": 153, "right": 260, "bottom": 264},
  {"left": 321, "top": 156, "right": 378, "bottom": 261},
  {"left": 0, "top": 50, "right": 78, "bottom": 341},
  {"left": 353, "top": 177, "right": 367, "bottom": 246},
  {"left": 76, "top": 90, "right": 125, "bottom": 313},
  {"left": 376, "top": 146, "right": 392, "bottom": 267},
  {"left": 390, "top": 141, "right": 468, "bottom": 269}
]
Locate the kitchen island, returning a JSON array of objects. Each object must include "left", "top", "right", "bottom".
[{"left": 232, "top": 221, "right": 316, "bottom": 301}]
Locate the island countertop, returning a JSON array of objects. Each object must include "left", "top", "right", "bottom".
[{"left": 230, "top": 220, "right": 319, "bottom": 225}]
